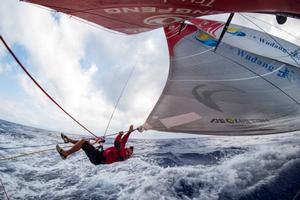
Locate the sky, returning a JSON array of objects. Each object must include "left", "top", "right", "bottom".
[{"left": 1, "top": 0, "right": 300, "bottom": 139}]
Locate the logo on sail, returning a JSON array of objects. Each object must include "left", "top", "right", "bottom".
[
  {"left": 192, "top": 84, "right": 245, "bottom": 113},
  {"left": 226, "top": 27, "right": 246, "bottom": 36},
  {"left": 195, "top": 27, "right": 245, "bottom": 47},
  {"left": 195, "top": 33, "right": 218, "bottom": 46},
  {"left": 210, "top": 118, "right": 269, "bottom": 124}
]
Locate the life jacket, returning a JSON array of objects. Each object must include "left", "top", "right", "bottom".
[
  {"left": 102, "top": 146, "right": 128, "bottom": 164},
  {"left": 114, "top": 140, "right": 125, "bottom": 161},
  {"left": 102, "top": 132, "right": 130, "bottom": 164}
]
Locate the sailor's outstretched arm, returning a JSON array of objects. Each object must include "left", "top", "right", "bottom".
[
  {"left": 121, "top": 125, "right": 134, "bottom": 146},
  {"left": 112, "top": 132, "right": 123, "bottom": 146}
]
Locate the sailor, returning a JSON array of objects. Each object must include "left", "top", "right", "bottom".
[{"left": 56, "top": 125, "right": 134, "bottom": 165}]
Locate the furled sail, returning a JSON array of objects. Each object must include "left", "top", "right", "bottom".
[{"left": 143, "top": 20, "right": 300, "bottom": 135}]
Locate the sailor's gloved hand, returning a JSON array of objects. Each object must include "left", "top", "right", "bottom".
[
  {"left": 128, "top": 125, "right": 134, "bottom": 133},
  {"left": 137, "top": 126, "right": 144, "bottom": 133},
  {"left": 95, "top": 136, "right": 105, "bottom": 143}
]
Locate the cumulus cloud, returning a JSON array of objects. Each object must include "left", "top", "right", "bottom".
[
  {"left": 0, "top": 0, "right": 110, "bottom": 133},
  {"left": 0, "top": 0, "right": 168, "bottom": 136}
]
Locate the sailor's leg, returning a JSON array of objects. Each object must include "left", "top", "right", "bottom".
[
  {"left": 63, "top": 139, "right": 86, "bottom": 157},
  {"left": 67, "top": 138, "right": 79, "bottom": 144},
  {"left": 61, "top": 133, "right": 79, "bottom": 144}
]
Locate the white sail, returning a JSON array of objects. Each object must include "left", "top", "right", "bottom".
[{"left": 144, "top": 20, "right": 300, "bottom": 135}]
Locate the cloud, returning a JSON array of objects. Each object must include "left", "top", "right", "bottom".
[
  {"left": 0, "top": 62, "right": 10, "bottom": 74},
  {"left": 0, "top": 43, "right": 10, "bottom": 74},
  {"left": 0, "top": 42, "right": 5, "bottom": 57},
  {"left": 0, "top": 0, "right": 169, "bottom": 136},
  {"left": 0, "top": 0, "right": 112, "bottom": 133}
]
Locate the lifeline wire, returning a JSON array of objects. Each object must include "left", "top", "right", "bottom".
[
  {"left": 0, "top": 178, "right": 9, "bottom": 200},
  {"left": 0, "top": 35, "right": 97, "bottom": 138}
]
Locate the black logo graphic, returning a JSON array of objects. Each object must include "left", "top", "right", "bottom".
[{"left": 192, "top": 84, "right": 245, "bottom": 112}]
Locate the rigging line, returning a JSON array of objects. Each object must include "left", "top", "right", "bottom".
[
  {"left": 0, "top": 36, "right": 97, "bottom": 138},
  {"left": 23, "top": 1, "right": 126, "bottom": 36},
  {"left": 45, "top": 5, "right": 150, "bottom": 29},
  {"left": 242, "top": 13, "right": 300, "bottom": 55},
  {"left": 170, "top": 24, "right": 239, "bottom": 61},
  {"left": 242, "top": 13, "right": 300, "bottom": 56},
  {"left": 20, "top": 1, "right": 53, "bottom": 12},
  {"left": 174, "top": 25, "right": 294, "bottom": 103},
  {"left": 70, "top": 16, "right": 126, "bottom": 36},
  {"left": 0, "top": 142, "right": 66, "bottom": 150},
  {"left": 104, "top": 132, "right": 121, "bottom": 137},
  {"left": 243, "top": 13, "right": 300, "bottom": 43},
  {"left": 103, "top": 66, "right": 136, "bottom": 137},
  {"left": 238, "top": 13, "right": 300, "bottom": 67},
  {"left": 0, "top": 178, "right": 9, "bottom": 200},
  {"left": 104, "top": 128, "right": 137, "bottom": 137},
  {"left": 0, "top": 145, "right": 72, "bottom": 161},
  {"left": 293, "top": 187, "right": 300, "bottom": 200},
  {"left": 21, "top": 1, "right": 99, "bottom": 15}
]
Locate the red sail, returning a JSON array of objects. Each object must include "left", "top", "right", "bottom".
[{"left": 24, "top": 0, "right": 300, "bottom": 34}]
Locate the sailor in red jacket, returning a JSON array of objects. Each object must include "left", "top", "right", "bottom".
[{"left": 56, "top": 125, "right": 134, "bottom": 165}]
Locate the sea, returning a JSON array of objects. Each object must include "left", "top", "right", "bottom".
[{"left": 0, "top": 119, "right": 300, "bottom": 200}]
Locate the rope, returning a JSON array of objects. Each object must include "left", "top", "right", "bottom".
[
  {"left": 178, "top": 21, "right": 300, "bottom": 107},
  {"left": 242, "top": 13, "right": 300, "bottom": 43},
  {"left": 238, "top": 13, "right": 300, "bottom": 67},
  {"left": 0, "top": 134, "right": 102, "bottom": 150},
  {"left": 186, "top": 14, "right": 300, "bottom": 106},
  {"left": 0, "top": 142, "right": 66, "bottom": 150},
  {"left": 104, "top": 128, "right": 138, "bottom": 137},
  {"left": 0, "top": 145, "right": 72, "bottom": 161},
  {"left": 0, "top": 35, "right": 97, "bottom": 138},
  {"left": 21, "top": 1, "right": 126, "bottom": 36},
  {"left": 0, "top": 129, "right": 140, "bottom": 161},
  {"left": 293, "top": 187, "right": 300, "bottom": 200},
  {"left": 41, "top": 5, "right": 149, "bottom": 30},
  {"left": 103, "top": 66, "right": 136, "bottom": 137},
  {"left": 0, "top": 178, "right": 10, "bottom": 200}
]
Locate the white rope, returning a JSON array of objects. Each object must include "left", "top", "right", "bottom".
[{"left": 103, "top": 66, "right": 135, "bottom": 137}]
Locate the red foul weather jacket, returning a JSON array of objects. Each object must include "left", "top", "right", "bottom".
[{"left": 102, "top": 132, "right": 131, "bottom": 164}]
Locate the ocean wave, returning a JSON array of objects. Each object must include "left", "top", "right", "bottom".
[{"left": 1, "top": 119, "right": 300, "bottom": 200}]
